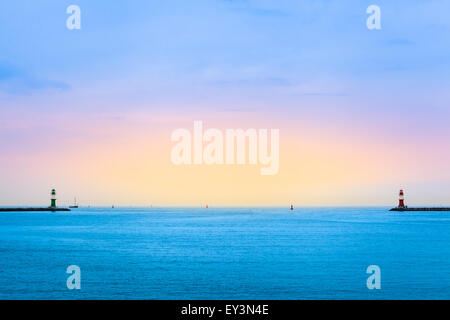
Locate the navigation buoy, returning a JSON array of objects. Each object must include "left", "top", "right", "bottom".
[
  {"left": 206, "top": 205, "right": 208, "bottom": 209},
  {"left": 290, "top": 204, "right": 294, "bottom": 210}
]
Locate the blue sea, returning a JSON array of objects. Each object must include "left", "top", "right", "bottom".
[{"left": 0, "top": 207, "right": 449, "bottom": 300}]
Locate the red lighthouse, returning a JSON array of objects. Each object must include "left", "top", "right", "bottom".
[{"left": 398, "top": 189, "right": 406, "bottom": 208}]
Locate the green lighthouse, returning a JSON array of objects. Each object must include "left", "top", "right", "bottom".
[{"left": 50, "top": 189, "right": 57, "bottom": 208}]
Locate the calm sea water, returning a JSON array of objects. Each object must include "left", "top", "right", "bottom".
[{"left": 0, "top": 207, "right": 449, "bottom": 300}]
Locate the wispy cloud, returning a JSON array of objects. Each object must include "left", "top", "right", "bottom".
[
  {"left": 300, "top": 92, "right": 348, "bottom": 97},
  {"left": 220, "top": 0, "right": 289, "bottom": 17},
  {"left": 208, "top": 77, "right": 297, "bottom": 87},
  {"left": 0, "top": 63, "right": 70, "bottom": 95},
  {"left": 386, "top": 38, "right": 415, "bottom": 46},
  {"left": 230, "top": 7, "right": 290, "bottom": 17}
]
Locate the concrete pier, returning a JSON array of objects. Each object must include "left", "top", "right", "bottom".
[
  {"left": 390, "top": 207, "right": 450, "bottom": 212},
  {"left": 0, "top": 189, "right": 71, "bottom": 212},
  {"left": 0, "top": 207, "right": 71, "bottom": 212},
  {"left": 390, "top": 189, "right": 450, "bottom": 211}
]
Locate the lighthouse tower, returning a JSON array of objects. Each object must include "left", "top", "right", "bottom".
[
  {"left": 50, "top": 189, "right": 57, "bottom": 208},
  {"left": 398, "top": 189, "right": 406, "bottom": 208}
]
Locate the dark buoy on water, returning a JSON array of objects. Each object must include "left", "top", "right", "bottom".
[
  {"left": 206, "top": 204, "right": 208, "bottom": 209},
  {"left": 290, "top": 205, "right": 294, "bottom": 210}
]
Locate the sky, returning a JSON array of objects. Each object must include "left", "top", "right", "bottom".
[{"left": 1, "top": 0, "right": 450, "bottom": 206}]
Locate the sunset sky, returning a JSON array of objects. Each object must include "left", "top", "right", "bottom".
[{"left": 1, "top": 0, "right": 450, "bottom": 206}]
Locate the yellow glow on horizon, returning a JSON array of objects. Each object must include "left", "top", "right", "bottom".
[{"left": 2, "top": 112, "right": 450, "bottom": 207}]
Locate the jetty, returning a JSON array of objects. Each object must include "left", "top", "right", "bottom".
[
  {"left": 390, "top": 189, "right": 450, "bottom": 212},
  {"left": 390, "top": 207, "right": 450, "bottom": 212},
  {"left": 0, "top": 207, "right": 70, "bottom": 212},
  {"left": 0, "top": 189, "right": 70, "bottom": 212}
]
